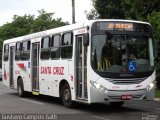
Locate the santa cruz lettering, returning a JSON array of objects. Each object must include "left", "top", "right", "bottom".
[
  {"left": 53, "top": 67, "right": 64, "bottom": 75},
  {"left": 40, "top": 66, "right": 64, "bottom": 75}
]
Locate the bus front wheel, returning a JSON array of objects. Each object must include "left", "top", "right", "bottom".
[{"left": 61, "top": 83, "right": 73, "bottom": 108}]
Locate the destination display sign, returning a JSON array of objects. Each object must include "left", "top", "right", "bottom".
[
  {"left": 96, "top": 22, "right": 151, "bottom": 32},
  {"left": 107, "top": 23, "right": 133, "bottom": 31}
]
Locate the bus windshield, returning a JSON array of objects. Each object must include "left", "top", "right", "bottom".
[{"left": 91, "top": 34, "right": 154, "bottom": 77}]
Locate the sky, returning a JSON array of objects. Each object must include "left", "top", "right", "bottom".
[{"left": 0, "top": 0, "right": 93, "bottom": 26}]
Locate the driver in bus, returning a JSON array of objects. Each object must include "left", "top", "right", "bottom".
[{"left": 122, "top": 48, "right": 136, "bottom": 65}]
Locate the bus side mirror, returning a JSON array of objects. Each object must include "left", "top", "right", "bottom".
[{"left": 83, "top": 33, "right": 89, "bottom": 46}]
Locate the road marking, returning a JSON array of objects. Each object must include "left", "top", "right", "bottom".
[
  {"left": 20, "top": 98, "right": 44, "bottom": 105},
  {"left": 91, "top": 115, "right": 110, "bottom": 120},
  {"left": 129, "top": 104, "right": 160, "bottom": 110}
]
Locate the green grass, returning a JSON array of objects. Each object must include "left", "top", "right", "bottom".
[{"left": 155, "top": 89, "right": 160, "bottom": 98}]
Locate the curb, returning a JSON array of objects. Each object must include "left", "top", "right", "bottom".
[{"left": 154, "top": 98, "right": 160, "bottom": 101}]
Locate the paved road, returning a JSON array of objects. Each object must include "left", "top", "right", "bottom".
[{"left": 0, "top": 81, "right": 160, "bottom": 120}]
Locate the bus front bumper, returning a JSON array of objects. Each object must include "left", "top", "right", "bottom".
[{"left": 90, "top": 86, "right": 155, "bottom": 103}]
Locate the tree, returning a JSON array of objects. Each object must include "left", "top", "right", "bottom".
[
  {"left": 12, "top": 15, "right": 35, "bottom": 36},
  {"left": 87, "top": 0, "right": 160, "bottom": 21},
  {"left": 31, "top": 9, "right": 67, "bottom": 32},
  {"left": 86, "top": 0, "right": 125, "bottom": 19},
  {"left": 0, "top": 9, "right": 68, "bottom": 40},
  {"left": 85, "top": 9, "right": 99, "bottom": 20},
  {"left": 148, "top": 12, "right": 160, "bottom": 43},
  {"left": 121, "top": 0, "right": 160, "bottom": 20},
  {"left": 0, "top": 9, "right": 69, "bottom": 64}
]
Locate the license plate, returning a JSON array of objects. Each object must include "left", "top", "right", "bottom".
[{"left": 121, "top": 95, "right": 133, "bottom": 100}]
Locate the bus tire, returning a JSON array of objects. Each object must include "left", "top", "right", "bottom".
[
  {"left": 17, "top": 79, "right": 25, "bottom": 97},
  {"left": 110, "top": 102, "right": 124, "bottom": 107},
  {"left": 61, "top": 83, "right": 73, "bottom": 108}
]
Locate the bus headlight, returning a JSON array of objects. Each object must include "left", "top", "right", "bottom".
[
  {"left": 90, "top": 81, "right": 107, "bottom": 92},
  {"left": 147, "top": 82, "right": 155, "bottom": 91}
]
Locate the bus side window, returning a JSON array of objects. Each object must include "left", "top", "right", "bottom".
[
  {"left": 61, "top": 32, "right": 73, "bottom": 59},
  {"left": 41, "top": 36, "right": 50, "bottom": 60},
  {"left": 3, "top": 44, "right": 9, "bottom": 61},
  {"left": 21, "top": 40, "right": 30, "bottom": 60},
  {"left": 51, "top": 34, "right": 60, "bottom": 59},
  {"left": 15, "top": 42, "right": 22, "bottom": 61}
]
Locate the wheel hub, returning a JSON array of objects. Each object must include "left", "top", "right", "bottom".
[
  {"left": 18, "top": 86, "right": 22, "bottom": 95},
  {"left": 64, "top": 89, "right": 70, "bottom": 102}
]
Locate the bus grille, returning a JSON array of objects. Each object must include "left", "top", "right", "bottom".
[{"left": 105, "top": 77, "right": 146, "bottom": 85}]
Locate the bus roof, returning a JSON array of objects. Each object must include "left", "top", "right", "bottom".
[{"left": 3, "top": 19, "right": 151, "bottom": 44}]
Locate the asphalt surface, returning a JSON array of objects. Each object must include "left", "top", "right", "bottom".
[{"left": 0, "top": 81, "right": 160, "bottom": 120}]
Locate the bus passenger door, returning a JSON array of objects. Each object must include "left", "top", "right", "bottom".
[
  {"left": 76, "top": 35, "right": 88, "bottom": 99},
  {"left": 31, "top": 43, "right": 40, "bottom": 92},
  {"left": 9, "top": 46, "right": 15, "bottom": 88}
]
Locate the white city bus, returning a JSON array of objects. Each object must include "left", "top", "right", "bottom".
[{"left": 2, "top": 19, "right": 156, "bottom": 107}]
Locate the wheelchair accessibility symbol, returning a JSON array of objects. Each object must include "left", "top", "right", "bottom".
[{"left": 128, "top": 61, "right": 137, "bottom": 72}]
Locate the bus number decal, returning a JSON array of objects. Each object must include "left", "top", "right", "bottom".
[{"left": 70, "top": 75, "right": 74, "bottom": 81}]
